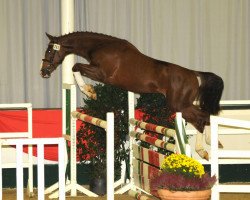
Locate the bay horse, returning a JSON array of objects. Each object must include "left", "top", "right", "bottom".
[{"left": 41, "top": 32, "right": 224, "bottom": 159}]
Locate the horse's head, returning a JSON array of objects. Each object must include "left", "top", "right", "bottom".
[{"left": 40, "top": 33, "right": 66, "bottom": 78}]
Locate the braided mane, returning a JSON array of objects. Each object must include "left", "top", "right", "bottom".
[{"left": 58, "top": 31, "right": 122, "bottom": 41}]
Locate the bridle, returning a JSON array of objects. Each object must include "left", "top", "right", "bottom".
[{"left": 42, "top": 43, "right": 62, "bottom": 73}]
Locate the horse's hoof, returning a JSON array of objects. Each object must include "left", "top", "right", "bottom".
[
  {"left": 218, "top": 141, "right": 224, "bottom": 148},
  {"left": 196, "top": 149, "right": 209, "bottom": 161},
  {"left": 91, "top": 93, "right": 97, "bottom": 100},
  {"left": 203, "top": 151, "right": 209, "bottom": 161}
]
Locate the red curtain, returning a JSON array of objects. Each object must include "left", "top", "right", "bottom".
[
  {"left": 0, "top": 109, "right": 80, "bottom": 161},
  {"left": 0, "top": 109, "right": 142, "bottom": 161}
]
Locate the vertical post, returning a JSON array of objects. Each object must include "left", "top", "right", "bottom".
[
  {"left": 106, "top": 113, "right": 114, "bottom": 200},
  {"left": 70, "top": 85, "right": 77, "bottom": 196},
  {"left": 61, "top": 1, "right": 75, "bottom": 195},
  {"left": 128, "top": 91, "right": 135, "bottom": 189},
  {"left": 210, "top": 116, "right": 219, "bottom": 200},
  {"left": 62, "top": 0, "right": 75, "bottom": 136},
  {"left": 16, "top": 144, "right": 24, "bottom": 200},
  {"left": 61, "top": 0, "right": 75, "bottom": 85},
  {"left": 128, "top": 92, "right": 135, "bottom": 128},
  {"left": 65, "top": 89, "right": 71, "bottom": 135},
  {"left": 58, "top": 138, "right": 66, "bottom": 200},
  {"left": 0, "top": 142, "right": 2, "bottom": 200},
  {"left": 27, "top": 105, "right": 33, "bottom": 194},
  {"left": 37, "top": 144, "right": 45, "bottom": 200}
]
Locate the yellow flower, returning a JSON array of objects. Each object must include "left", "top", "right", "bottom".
[{"left": 161, "top": 154, "right": 205, "bottom": 178}]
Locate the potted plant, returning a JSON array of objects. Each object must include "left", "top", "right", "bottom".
[{"left": 150, "top": 154, "right": 216, "bottom": 200}]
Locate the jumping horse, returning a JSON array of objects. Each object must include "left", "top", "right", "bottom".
[{"left": 41, "top": 32, "right": 224, "bottom": 159}]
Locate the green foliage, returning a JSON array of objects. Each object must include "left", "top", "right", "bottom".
[
  {"left": 136, "top": 93, "right": 174, "bottom": 127},
  {"left": 77, "top": 84, "right": 129, "bottom": 179},
  {"left": 136, "top": 93, "right": 175, "bottom": 155}
]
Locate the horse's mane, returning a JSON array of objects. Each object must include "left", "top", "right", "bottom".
[
  {"left": 56, "top": 31, "right": 139, "bottom": 52},
  {"left": 58, "top": 31, "right": 122, "bottom": 41}
]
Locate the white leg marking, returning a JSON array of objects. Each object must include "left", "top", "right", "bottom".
[
  {"left": 73, "top": 72, "right": 86, "bottom": 93},
  {"left": 205, "top": 125, "right": 211, "bottom": 145},
  {"left": 195, "top": 131, "right": 209, "bottom": 160}
]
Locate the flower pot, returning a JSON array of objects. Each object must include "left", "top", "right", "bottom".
[
  {"left": 89, "top": 177, "right": 106, "bottom": 196},
  {"left": 157, "top": 189, "right": 211, "bottom": 200}
]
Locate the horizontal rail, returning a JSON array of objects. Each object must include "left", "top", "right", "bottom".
[
  {"left": 0, "top": 133, "right": 30, "bottom": 138},
  {"left": 71, "top": 111, "right": 107, "bottom": 129},
  {"left": 211, "top": 116, "right": 250, "bottom": 129},
  {"left": 130, "top": 131, "right": 175, "bottom": 152},
  {"left": 0, "top": 137, "right": 65, "bottom": 146},
  {"left": 129, "top": 118, "right": 175, "bottom": 138},
  {"left": 217, "top": 150, "right": 250, "bottom": 158},
  {"left": 0, "top": 103, "right": 32, "bottom": 109},
  {"left": 217, "top": 185, "right": 250, "bottom": 193}
]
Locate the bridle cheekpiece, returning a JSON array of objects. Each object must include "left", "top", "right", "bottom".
[{"left": 41, "top": 43, "right": 62, "bottom": 77}]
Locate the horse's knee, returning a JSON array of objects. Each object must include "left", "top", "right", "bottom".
[{"left": 72, "top": 63, "right": 82, "bottom": 72}]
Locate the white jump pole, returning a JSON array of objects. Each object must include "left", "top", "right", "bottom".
[
  {"left": 61, "top": 0, "right": 75, "bottom": 85},
  {"left": 106, "top": 113, "right": 114, "bottom": 200},
  {"left": 61, "top": 0, "right": 77, "bottom": 197},
  {"left": 128, "top": 91, "right": 135, "bottom": 190},
  {"left": 62, "top": 0, "right": 75, "bottom": 134}
]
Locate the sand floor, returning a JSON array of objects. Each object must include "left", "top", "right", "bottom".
[{"left": 2, "top": 188, "right": 250, "bottom": 200}]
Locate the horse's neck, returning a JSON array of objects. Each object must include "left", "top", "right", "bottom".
[
  {"left": 60, "top": 33, "right": 118, "bottom": 58},
  {"left": 59, "top": 36, "right": 84, "bottom": 57},
  {"left": 61, "top": 34, "right": 93, "bottom": 58}
]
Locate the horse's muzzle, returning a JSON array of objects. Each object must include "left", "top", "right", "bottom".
[{"left": 40, "top": 68, "right": 51, "bottom": 78}]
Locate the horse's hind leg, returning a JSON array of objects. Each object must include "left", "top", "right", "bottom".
[
  {"left": 181, "top": 105, "right": 210, "bottom": 160},
  {"left": 195, "top": 132, "right": 209, "bottom": 160},
  {"left": 205, "top": 125, "right": 224, "bottom": 148},
  {"left": 181, "top": 105, "right": 209, "bottom": 133}
]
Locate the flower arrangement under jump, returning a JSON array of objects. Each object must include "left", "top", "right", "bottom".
[{"left": 151, "top": 154, "right": 216, "bottom": 191}]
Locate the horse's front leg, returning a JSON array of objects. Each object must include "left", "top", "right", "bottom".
[
  {"left": 73, "top": 71, "right": 97, "bottom": 99},
  {"left": 72, "top": 63, "right": 103, "bottom": 100}
]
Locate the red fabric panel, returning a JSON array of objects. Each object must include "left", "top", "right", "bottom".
[
  {"left": 0, "top": 109, "right": 80, "bottom": 161},
  {"left": 0, "top": 109, "right": 141, "bottom": 161},
  {"left": 31, "top": 109, "right": 63, "bottom": 161},
  {"left": 0, "top": 110, "right": 28, "bottom": 132}
]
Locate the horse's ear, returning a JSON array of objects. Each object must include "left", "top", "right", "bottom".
[{"left": 46, "top": 32, "right": 55, "bottom": 41}]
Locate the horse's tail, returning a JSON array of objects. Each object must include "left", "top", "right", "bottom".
[{"left": 196, "top": 72, "right": 224, "bottom": 115}]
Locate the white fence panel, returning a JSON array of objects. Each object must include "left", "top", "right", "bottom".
[
  {"left": 210, "top": 116, "right": 250, "bottom": 200},
  {"left": 0, "top": 137, "right": 65, "bottom": 200}
]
